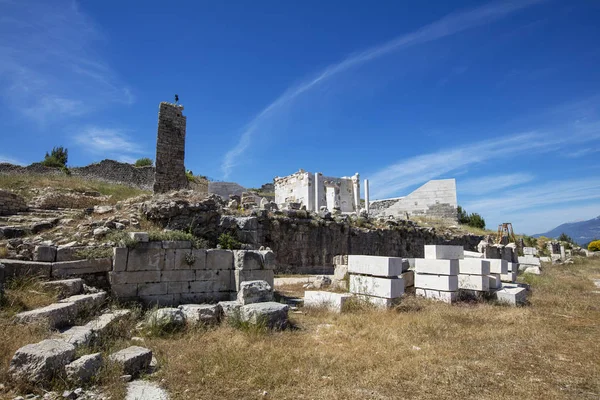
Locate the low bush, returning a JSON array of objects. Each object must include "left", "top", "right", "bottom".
[
  {"left": 218, "top": 233, "right": 241, "bottom": 250},
  {"left": 588, "top": 240, "right": 600, "bottom": 252},
  {"left": 134, "top": 157, "right": 153, "bottom": 167}
]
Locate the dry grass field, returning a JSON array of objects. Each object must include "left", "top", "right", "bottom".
[{"left": 1, "top": 258, "right": 599, "bottom": 399}]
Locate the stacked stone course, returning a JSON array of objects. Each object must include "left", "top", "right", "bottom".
[{"left": 0, "top": 189, "right": 28, "bottom": 215}]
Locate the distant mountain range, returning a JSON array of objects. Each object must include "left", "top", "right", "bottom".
[{"left": 534, "top": 215, "right": 600, "bottom": 245}]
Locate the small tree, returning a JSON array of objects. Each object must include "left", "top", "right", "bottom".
[
  {"left": 588, "top": 240, "right": 600, "bottom": 252},
  {"left": 41, "top": 146, "right": 68, "bottom": 168},
  {"left": 134, "top": 157, "right": 153, "bottom": 167},
  {"left": 457, "top": 205, "right": 486, "bottom": 229}
]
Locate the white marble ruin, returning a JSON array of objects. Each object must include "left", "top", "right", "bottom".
[{"left": 274, "top": 169, "right": 361, "bottom": 213}]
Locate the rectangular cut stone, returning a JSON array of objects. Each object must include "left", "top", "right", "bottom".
[
  {"left": 109, "top": 271, "right": 161, "bottom": 285},
  {"left": 162, "top": 241, "right": 192, "bottom": 249},
  {"left": 234, "top": 250, "right": 264, "bottom": 270},
  {"left": 414, "top": 273, "right": 458, "bottom": 291},
  {"left": 164, "top": 249, "right": 194, "bottom": 270},
  {"left": 304, "top": 291, "right": 353, "bottom": 312},
  {"left": 206, "top": 249, "right": 234, "bottom": 270},
  {"left": 138, "top": 282, "right": 168, "bottom": 296},
  {"left": 501, "top": 271, "right": 517, "bottom": 283},
  {"left": 463, "top": 250, "right": 484, "bottom": 259},
  {"left": 161, "top": 270, "right": 194, "bottom": 282},
  {"left": 349, "top": 275, "right": 404, "bottom": 299},
  {"left": 113, "top": 247, "right": 128, "bottom": 272},
  {"left": 41, "top": 278, "right": 83, "bottom": 298},
  {"left": 333, "top": 264, "right": 348, "bottom": 281},
  {"left": 415, "top": 259, "right": 459, "bottom": 275},
  {"left": 109, "top": 346, "right": 152, "bottom": 376},
  {"left": 523, "top": 247, "right": 537, "bottom": 256},
  {"left": 15, "top": 302, "right": 78, "bottom": 328},
  {"left": 138, "top": 294, "right": 176, "bottom": 307},
  {"left": 111, "top": 283, "right": 138, "bottom": 298},
  {"left": 354, "top": 295, "right": 395, "bottom": 308},
  {"left": 234, "top": 269, "right": 273, "bottom": 291},
  {"left": 424, "top": 245, "right": 464, "bottom": 260},
  {"left": 459, "top": 259, "right": 491, "bottom": 275},
  {"left": 400, "top": 271, "right": 414, "bottom": 288},
  {"left": 190, "top": 249, "right": 206, "bottom": 270},
  {"left": 167, "top": 281, "right": 190, "bottom": 294},
  {"left": 416, "top": 288, "right": 457, "bottom": 304},
  {"left": 518, "top": 255, "right": 541, "bottom": 266},
  {"left": 128, "top": 232, "right": 149, "bottom": 242},
  {"left": 486, "top": 259, "right": 508, "bottom": 274},
  {"left": 494, "top": 286, "right": 527, "bottom": 305},
  {"left": 488, "top": 274, "right": 502, "bottom": 289},
  {"left": 347, "top": 255, "right": 404, "bottom": 277},
  {"left": 52, "top": 258, "right": 112, "bottom": 278},
  {"left": 126, "top": 248, "right": 164, "bottom": 271},
  {"left": 182, "top": 292, "right": 230, "bottom": 304},
  {"left": 189, "top": 280, "right": 219, "bottom": 293},
  {"left": 458, "top": 274, "right": 489, "bottom": 291},
  {"left": 507, "top": 262, "right": 519, "bottom": 272}
]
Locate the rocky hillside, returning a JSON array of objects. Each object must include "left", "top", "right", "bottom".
[{"left": 534, "top": 215, "right": 600, "bottom": 245}]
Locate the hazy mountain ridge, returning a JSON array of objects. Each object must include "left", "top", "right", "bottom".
[{"left": 534, "top": 215, "right": 600, "bottom": 245}]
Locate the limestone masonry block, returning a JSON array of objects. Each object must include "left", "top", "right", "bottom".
[
  {"left": 494, "top": 285, "right": 527, "bottom": 305},
  {"left": 415, "top": 273, "right": 458, "bottom": 292},
  {"left": 488, "top": 274, "right": 502, "bottom": 289},
  {"left": 486, "top": 259, "right": 508, "bottom": 274},
  {"left": 354, "top": 294, "right": 395, "bottom": 308},
  {"left": 234, "top": 250, "right": 265, "bottom": 270},
  {"left": 111, "top": 283, "right": 138, "bottom": 298},
  {"left": 41, "top": 278, "right": 83, "bottom": 298},
  {"left": 138, "top": 282, "right": 168, "bottom": 296},
  {"left": 218, "top": 301, "right": 242, "bottom": 318},
  {"left": 416, "top": 288, "right": 457, "bottom": 304},
  {"left": 58, "top": 292, "right": 107, "bottom": 314},
  {"left": 207, "top": 249, "right": 234, "bottom": 270},
  {"left": 349, "top": 275, "right": 404, "bottom": 299},
  {"left": 508, "top": 262, "right": 519, "bottom": 272},
  {"left": 400, "top": 270, "right": 414, "bottom": 288},
  {"left": 190, "top": 249, "right": 207, "bottom": 269},
  {"left": 109, "top": 271, "right": 161, "bottom": 285},
  {"left": 501, "top": 271, "right": 517, "bottom": 283},
  {"left": 52, "top": 258, "right": 112, "bottom": 278},
  {"left": 164, "top": 249, "right": 192, "bottom": 271},
  {"left": 34, "top": 245, "right": 56, "bottom": 262},
  {"left": 65, "top": 352, "right": 102, "bottom": 383},
  {"left": 127, "top": 248, "right": 164, "bottom": 272},
  {"left": 304, "top": 291, "right": 352, "bottom": 312},
  {"left": 128, "top": 232, "right": 149, "bottom": 242},
  {"left": 464, "top": 250, "right": 484, "bottom": 259},
  {"left": 333, "top": 264, "right": 348, "bottom": 281},
  {"left": 9, "top": 339, "right": 76, "bottom": 384},
  {"left": 15, "top": 302, "right": 78, "bottom": 328},
  {"left": 237, "top": 280, "right": 273, "bottom": 305},
  {"left": 347, "top": 255, "right": 404, "bottom": 277},
  {"left": 239, "top": 302, "right": 289, "bottom": 329},
  {"left": 109, "top": 346, "right": 152, "bottom": 377},
  {"left": 458, "top": 259, "right": 491, "bottom": 275},
  {"left": 57, "top": 325, "right": 94, "bottom": 348},
  {"left": 162, "top": 240, "right": 192, "bottom": 249},
  {"left": 179, "top": 304, "right": 222, "bottom": 325},
  {"left": 415, "top": 259, "right": 459, "bottom": 275},
  {"left": 458, "top": 274, "right": 489, "bottom": 291},
  {"left": 161, "top": 269, "right": 195, "bottom": 282},
  {"left": 153, "top": 102, "right": 188, "bottom": 193},
  {"left": 167, "top": 281, "right": 190, "bottom": 294},
  {"left": 424, "top": 245, "right": 464, "bottom": 260},
  {"left": 235, "top": 269, "right": 274, "bottom": 291},
  {"left": 113, "top": 247, "right": 128, "bottom": 272}
]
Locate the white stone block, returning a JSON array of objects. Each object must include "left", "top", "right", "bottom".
[
  {"left": 424, "top": 245, "right": 464, "bottom": 260},
  {"left": 354, "top": 295, "right": 395, "bottom": 308},
  {"left": 128, "top": 232, "right": 149, "bottom": 242},
  {"left": 304, "top": 291, "right": 353, "bottom": 312},
  {"left": 501, "top": 271, "right": 517, "bottom": 283},
  {"left": 488, "top": 274, "right": 502, "bottom": 289},
  {"left": 347, "top": 255, "right": 404, "bottom": 277},
  {"left": 416, "top": 288, "right": 457, "bottom": 304},
  {"left": 415, "top": 259, "right": 459, "bottom": 275},
  {"left": 400, "top": 271, "right": 414, "bottom": 288},
  {"left": 507, "top": 262, "right": 519, "bottom": 272},
  {"left": 414, "top": 273, "right": 458, "bottom": 291},
  {"left": 349, "top": 275, "right": 404, "bottom": 299},
  {"left": 518, "top": 255, "right": 541, "bottom": 267},
  {"left": 494, "top": 286, "right": 527, "bottom": 305},
  {"left": 458, "top": 274, "right": 489, "bottom": 291},
  {"left": 458, "top": 259, "right": 490, "bottom": 275},
  {"left": 486, "top": 259, "right": 508, "bottom": 274},
  {"left": 463, "top": 250, "right": 484, "bottom": 259},
  {"left": 523, "top": 247, "right": 537, "bottom": 256}
]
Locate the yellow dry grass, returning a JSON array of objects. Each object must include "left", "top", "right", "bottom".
[{"left": 146, "top": 258, "right": 600, "bottom": 400}]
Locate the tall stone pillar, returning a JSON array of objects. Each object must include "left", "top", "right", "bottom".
[
  {"left": 364, "top": 179, "right": 370, "bottom": 214},
  {"left": 153, "top": 102, "right": 189, "bottom": 194},
  {"left": 314, "top": 173, "right": 321, "bottom": 212},
  {"left": 351, "top": 173, "right": 360, "bottom": 212}
]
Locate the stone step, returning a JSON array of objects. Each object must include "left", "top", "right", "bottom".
[
  {"left": 15, "top": 292, "right": 107, "bottom": 328},
  {"left": 41, "top": 278, "right": 84, "bottom": 298},
  {"left": 56, "top": 309, "right": 131, "bottom": 348},
  {"left": 109, "top": 346, "right": 153, "bottom": 377}
]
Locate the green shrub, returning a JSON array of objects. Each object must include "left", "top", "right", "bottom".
[
  {"left": 134, "top": 157, "right": 153, "bottom": 167},
  {"left": 588, "top": 240, "right": 600, "bottom": 252},
  {"left": 186, "top": 169, "right": 196, "bottom": 182},
  {"left": 218, "top": 233, "right": 241, "bottom": 250},
  {"left": 41, "top": 146, "right": 68, "bottom": 168},
  {"left": 457, "top": 206, "right": 486, "bottom": 229}
]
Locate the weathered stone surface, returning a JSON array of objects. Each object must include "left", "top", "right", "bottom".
[
  {"left": 146, "top": 307, "right": 185, "bottom": 328},
  {"left": 109, "top": 346, "right": 152, "bottom": 376},
  {"left": 15, "top": 302, "right": 78, "bottom": 328},
  {"left": 458, "top": 274, "right": 489, "bottom": 291},
  {"left": 129, "top": 232, "right": 149, "bottom": 242},
  {"left": 524, "top": 266, "right": 541, "bottom": 275},
  {"left": 416, "top": 288, "right": 457, "bottom": 304},
  {"left": 0, "top": 259, "right": 52, "bottom": 279},
  {"left": 126, "top": 380, "right": 170, "bottom": 400},
  {"left": 218, "top": 300, "right": 242, "bottom": 318},
  {"left": 9, "top": 339, "right": 76, "bottom": 383},
  {"left": 0, "top": 189, "right": 28, "bottom": 215},
  {"left": 234, "top": 250, "right": 264, "bottom": 270},
  {"left": 52, "top": 258, "right": 112, "bottom": 278},
  {"left": 304, "top": 291, "right": 352, "bottom": 312},
  {"left": 349, "top": 275, "right": 404, "bottom": 299},
  {"left": 33, "top": 245, "right": 57, "bottom": 262},
  {"left": 41, "top": 278, "right": 83, "bottom": 298},
  {"left": 237, "top": 280, "right": 273, "bottom": 305},
  {"left": 488, "top": 274, "right": 502, "bottom": 289},
  {"left": 178, "top": 304, "right": 221, "bottom": 325},
  {"left": 415, "top": 273, "right": 458, "bottom": 292},
  {"left": 494, "top": 286, "right": 527, "bottom": 305},
  {"left": 347, "top": 255, "right": 404, "bottom": 277},
  {"left": 85, "top": 309, "right": 132, "bottom": 336},
  {"left": 58, "top": 292, "right": 107, "bottom": 314},
  {"left": 57, "top": 325, "right": 94, "bottom": 348},
  {"left": 234, "top": 269, "right": 274, "bottom": 291},
  {"left": 415, "top": 259, "right": 459, "bottom": 275},
  {"left": 240, "top": 302, "right": 289, "bottom": 329},
  {"left": 65, "top": 353, "right": 102, "bottom": 383},
  {"left": 458, "top": 259, "right": 491, "bottom": 275},
  {"left": 309, "top": 275, "right": 332, "bottom": 289},
  {"left": 154, "top": 102, "right": 188, "bottom": 194},
  {"left": 400, "top": 270, "right": 414, "bottom": 288},
  {"left": 424, "top": 245, "right": 464, "bottom": 260}
]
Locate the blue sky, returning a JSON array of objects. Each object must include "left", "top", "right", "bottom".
[{"left": 1, "top": 0, "right": 599, "bottom": 235}]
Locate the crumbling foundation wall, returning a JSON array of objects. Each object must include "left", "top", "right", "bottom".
[{"left": 153, "top": 102, "right": 188, "bottom": 194}]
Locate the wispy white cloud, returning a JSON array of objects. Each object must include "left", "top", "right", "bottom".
[
  {"left": 221, "top": 0, "right": 545, "bottom": 178},
  {"left": 0, "top": 1, "right": 133, "bottom": 123},
  {"left": 74, "top": 127, "right": 145, "bottom": 162},
  {"left": 0, "top": 155, "right": 26, "bottom": 165},
  {"left": 564, "top": 147, "right": 600, "bottom": 158},
  {"left": 459, "top": 173, "right": 535, "bottom": 195}
]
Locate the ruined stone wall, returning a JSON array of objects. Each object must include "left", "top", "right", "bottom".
[
  {"left": 153, "top": 102, "right": 188, "bottom": 194},
  {"left": 0, "top": 189, "right": 28, "bottom": 215},
  {"left": 208, "top": 182, "right": 247, "bottom": 200},
  {"left": 0, "top": 161, "right": 155, "bottom": 190},
  {"left": 109, "top": 241, "right": 274, "bottom": 306}
]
